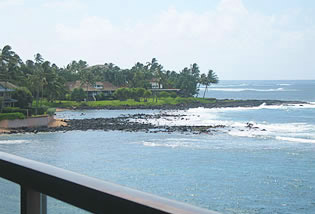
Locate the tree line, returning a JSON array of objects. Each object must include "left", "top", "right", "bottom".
[{"left": 0, "top": 45, "right": 219, "bottom": 106}]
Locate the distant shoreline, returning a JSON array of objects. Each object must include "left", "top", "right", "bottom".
[
  {"left": 68, "top": 99, "right": 306, "bottom": 110},
  {"left": 2, "top": 99, "right": 309, "bottom": 135}
]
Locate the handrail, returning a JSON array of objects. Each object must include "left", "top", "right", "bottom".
[{"left": 0, "top": 151, "right": 219, "bottom": 214}]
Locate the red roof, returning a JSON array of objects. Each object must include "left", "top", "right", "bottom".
[{"left": 66, "top": 81, "right": 118, "bottom": 92}]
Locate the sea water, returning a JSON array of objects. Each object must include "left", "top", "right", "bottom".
[{"left": 0, "top": 80, "right": 315, "bottom": 214}]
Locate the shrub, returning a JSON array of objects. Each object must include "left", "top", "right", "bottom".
[
  {"left": 143, "top": 90, "right": 152, "bottom": 102},
  {"left": 12, "top": 87, "right": 33, "bottom": 108},
  {"left": 113, "top": 88, "right": 130, "bottom": 101},
  {"left": 0, "top": 113, "right": 25, "bottom": 121},
  {"left": 47, "top": 108, "right": 56, "bottom": 116},
  {"left": 169, "top": 92, "right": 177, "bottom": 98},
  {"left": 2, "top": 107, "right": 28, "bottom": 116},
  {"left": 65, "top": 93, "right": 71, "bottom": 101},
  {"left": 135, "top": 88, "right": 145, "bottom": 100},
  {"left": 159, "top": 91, "right": 170, "bottom": 98},
  {"left": 129, "top": 88, "right": 138, "bottom": 101},
  {"left": 29, "top": 106, "right": 48, "bottom": 115},
  {"left": 95, "top": 92, "right": 107, "bottom": 101},
  {"left": 71, "top": 88, "right": 86, "bottom": 102}
]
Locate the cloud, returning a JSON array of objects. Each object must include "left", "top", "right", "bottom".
[
  {"left": 43, "top": 0, "right": 84, "bottom": 11},
  {"left": 57, "top": 16, "right": 114, "bottom": 41},
  {"left": 0, "top": 0, "right": 23, "bottom": 8},
  {"left": 55, "top": 0, "right": 315, "bottom": 79}
]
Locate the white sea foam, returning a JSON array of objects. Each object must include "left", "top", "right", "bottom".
[
  {"left": 227, "top": 119, "right": 315, "bottom": 144},
  {"left": 207, "top": 87, "right": 293, "bottom": 92},
  {"left": 135, "top": 104, "right": 315, "bottom": 146},
  {"left": 276, "top": 136, "right": 315, "bottom": 144},
  {"left": 202, "top": 83, "right": 249, "bottom": 88},
  {"left": 142, "top": 140, "right": 200, "bottom": 149},
  {"left": 0, "top": 140, "right": 29, "bottom": 145},
  {"left": 277, "top": 83, "right": 291, "bottom": 86},
  {"left": 228, "top": 129, "right": 270, "bottom": 138},
  {"left": 134, "top": 104, "right": 315, "bottom": 127}
]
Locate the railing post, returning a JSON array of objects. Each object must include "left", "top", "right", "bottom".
[
  {"left": 21, "top": 186, "right": 47, "bottom": 214},
  {"left": 41, "top": 193, "right": 47, "bottom": 214}
]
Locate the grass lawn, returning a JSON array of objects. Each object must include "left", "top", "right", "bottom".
[{"left": 35, "top": 97, "right": 217, "bottom": 108}]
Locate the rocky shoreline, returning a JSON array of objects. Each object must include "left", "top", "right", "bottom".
[
  {"left": 9, "top": 114, "right": 226, "bottom": 135},
  {"left": 75, "top": 99, "right": 306, "bottom": 110},
  {"left": 3, "top": 99, "right": 308, "bottom": 135}
]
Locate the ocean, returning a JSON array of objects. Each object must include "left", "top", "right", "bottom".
[{"left": 0, "top": 80, "right": 315, "bottom": 214}]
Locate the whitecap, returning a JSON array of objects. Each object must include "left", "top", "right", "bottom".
[
  {"left": 0, "top": 140, "right": 29, "bottom": 145},
  {"left": 142, "top": 141, "right": 199, "bottom": 149},
  {"left": 276, "top": 136, "right": 315, "bottom": 144},
  {"left": 277, "top": 83, "right": 291, "bottom": 86},
  {"left": 207, "top": 87, "right": 295, "bottom": 92}
]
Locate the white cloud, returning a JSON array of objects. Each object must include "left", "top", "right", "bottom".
[
  {"left": 43, "top": 0, "right": 84, "bottom": 11},
  {"left": 0, "top": 0, "right": 23, "bottom": 8},
  {"left": 57, "top": 16, "right": 114, "bottom": 41},
  {"left": 54, "top": 0, "right": 315, "bottom": 79}
]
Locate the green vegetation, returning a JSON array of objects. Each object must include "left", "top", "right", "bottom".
[
  {"left": 1, "top": 45, "right": 220, "bottom": 113},
  {"left": 70, "top": 88, "right": 86, "bottom": 102},
  {"left": 47, "top": 108, "right": 56, "bottom": 116},
  {"left": 12, "top": 87, "right": 33, "bottom": 108},
  {"left": 0, "top": 112, "right": 25, "bottom": 121},
  {"left": 2, "top": 107, "right": 28, "bottom": 116},
  {"left": 38, "top": 97, "right": 217, "bottom": 109}
]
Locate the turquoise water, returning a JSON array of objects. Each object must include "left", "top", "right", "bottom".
[{"left": 1, "top": 80, "right": 315, "bottom": 213}]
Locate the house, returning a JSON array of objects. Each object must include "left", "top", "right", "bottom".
[
  {"left": 148, "top": 79, "right": 181, "bottom": 96},
  {"left": 0, "top": 81, "right": 18, "bottom": 107},
  {"left": 149, "top": 78, "right": 163, "bottom": 89},
  {"left": 66, "top": 81, "right": 118, "bottom": 100}
]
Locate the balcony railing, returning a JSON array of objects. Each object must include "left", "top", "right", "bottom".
[{"left": 0, "top": 151, "right": 219, "bottom": 214}]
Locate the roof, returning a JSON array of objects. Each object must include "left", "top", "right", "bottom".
[
  {"left": 150, "top": 78, "right": 160, "bottom": 83},
  {"left": 66, "top": 81, "right": 118, "bottom": 92},
  {"left": 3, "top": 98, "right": 17, "bottom": 104},
  {"left": 0, "top": 81, "right": 18, "bottom": 90}
]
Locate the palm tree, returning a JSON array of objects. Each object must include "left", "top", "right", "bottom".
[
  {"left": 196, "top": 73, "right": 207, "bottom": 98},
  {"left": 203, "top": 70, "right": 219, "bottom": 98},
  {"left": 79, "top": 69, "right": 96, "bottom": 101},
  {"left": 0, "top": 45, "right": 21, "bottom": 111}
]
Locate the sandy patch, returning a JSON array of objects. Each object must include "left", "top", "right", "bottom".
[
  {"left": 48, "top": 119, "right": 68, "bottom": 127},
  {"left": 56, "top": 108, "right": 68, "bottom": 112},
  {"left": 0, "top": 128, "right": 11, "bottom": 134}
]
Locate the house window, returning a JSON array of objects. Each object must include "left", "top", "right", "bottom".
[{"left": 94, "top": 84, "right": 103, "bottom": 89}]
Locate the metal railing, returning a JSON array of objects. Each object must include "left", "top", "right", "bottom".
[{"left": 0, "top": 151, "right": 219, "bottom": 214}]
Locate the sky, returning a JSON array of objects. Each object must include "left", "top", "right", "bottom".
[{"left": 1, "top": 0, "right": 315, "bottom": 80}]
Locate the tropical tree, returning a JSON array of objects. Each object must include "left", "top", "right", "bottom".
[
  {"left": 0, "top": 45, "right": 22, "bottom": 111},
  {"left": 113, "top": 88, "right": 130, "bottom": 101},
  {"left": 175, "top": 65, "right": 200, "bottom": 97},
  {"left": 79, "top": 69, "right": 96, "bottom": 101},
  {"left": 12, "top": 87, "right": 33, "bottom": 108},
  {"left": 147, "top": 58, "right": 164, "bottom": 88},
  {"left": 70, "top": 88, "right": 86, "bottom": 102},
  {"left": 143, "top": 90, "right": 152, "bottom": 102},
  {"left": 135, "top": 88, "right": 145, "bottom": 101},
  {"left": 203, "top": 70, "right": 219, "bottom": 98},
  {"left": 28, "top": 53, "right": 46, "bottom": 114},
  {"left": 62, "top": 60, "right": 88, "bottom": 82},
  {"left": 196, "top": 73, "right": 207, "bottom": 98}
]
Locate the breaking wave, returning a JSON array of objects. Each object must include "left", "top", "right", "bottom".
[
  {"left": 0, "top": 140, "right": 29, "bottom": 145},
  {"left": 207, "top": 87, "right": 295, "bottom": 92}
]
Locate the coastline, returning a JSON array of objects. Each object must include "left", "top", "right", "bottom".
[
  {"left": 1, "top": 99, "right": 309, "bottom": 135},
  {"left": 67, "top": 99, "right": 306, "bottom": 110}
]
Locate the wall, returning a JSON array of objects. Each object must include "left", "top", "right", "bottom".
[{"left": 0, "top": 116, "right": 54, "bottom": 129}]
